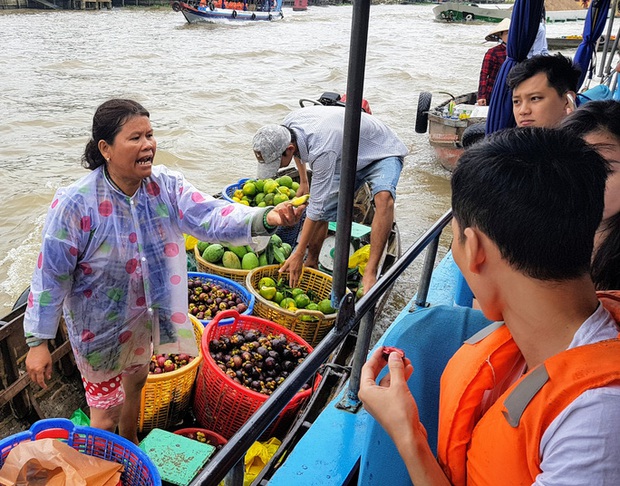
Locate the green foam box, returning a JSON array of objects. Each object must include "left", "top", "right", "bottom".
[{"left": 139, "top": 428, "right": 216, "bottom": 486}]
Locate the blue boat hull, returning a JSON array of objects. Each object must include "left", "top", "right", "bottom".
[{"left": 268, "top": 252, "right": 492, "bottom": 485}]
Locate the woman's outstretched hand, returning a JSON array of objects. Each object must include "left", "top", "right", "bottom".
[{"left": 267, "top": 201, "right": 307, "bottom": 227}]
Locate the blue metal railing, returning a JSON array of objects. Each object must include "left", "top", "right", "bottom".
[{"left": 189, "top": 209, "right": 453, "bottom": 486}]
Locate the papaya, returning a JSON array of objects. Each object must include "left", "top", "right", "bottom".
[
  {"left": 258, "top": 253, "right": 268, "bottom": 267},
  {"left": 281, "top": 242, "right": 292, "bottom": 258},
  {"left": 228, "top": 245, "right": 248, "bottom": 260},
  {"left": 242, "top": 252, "right": 260, "bottom": 270},
  {"left": 203, "top": 244, "right": 225, "bottom": 263},
  {"left": 197, "top": 241, "right": 210, "bottom": 254},
  {"left": 222, "top": 251, "right": 242, "bottom": 269}
]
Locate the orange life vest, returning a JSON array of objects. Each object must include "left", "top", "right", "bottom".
[{"left": 437, "top": 294, "right": 620, "bottom": 486}]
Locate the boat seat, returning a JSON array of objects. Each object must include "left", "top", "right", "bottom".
[{"left": 358, "top": 304, "right": 491, "bottom": 486}]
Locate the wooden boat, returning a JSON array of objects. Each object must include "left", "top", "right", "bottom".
[
  {"left": 415, "top": 91, "right": 487, "bottom": 172},
  {"left": 433, "top": 2, "right": 511, "bottom": 23},
  {"left": 433, "top": 1, "right": 588, "bottom": 24},
  {"left": 547, "top": 34, "right": 616, "bottom": 51},
  {"left": 171, "top": 0, "right": 284, "bottom": 23}
]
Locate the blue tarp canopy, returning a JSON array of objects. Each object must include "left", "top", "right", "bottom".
[
  {"left": 575, "top": 0, "right": 612, "bottom": 89},
  {"left": 485, "top": 0, "right": 545, "bottom": 133}
]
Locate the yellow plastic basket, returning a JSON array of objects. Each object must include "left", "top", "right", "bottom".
[
  {"left": 194, "top": 245, "right": 250, "bottom": 284},
  {"left": 137, "top": 315, "right": 203, "bottom": 432},
  {"left": 245, "top": 265, "right": 341, "bottom": 347}
]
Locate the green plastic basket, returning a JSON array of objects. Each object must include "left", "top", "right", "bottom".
[{"left": 139, "top": 428, "right": 215, "bottom": 486}]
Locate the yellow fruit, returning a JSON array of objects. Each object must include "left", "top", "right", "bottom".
[
  {"left": 273, "top": 194, "right": 289, "bottom": 205},
  {"left": 290, "top": 194, "right": 310, "bottom": 207},
  {"left": 243, "top": 182, "right": 257, "bottom": 196},
  {"left": 258, "top": 277, "right": 277, "bottom": 288},
  {"left": 263, "top": 179, "right": 279, "bottom": 194},
  {"left": 233, "top": 189, "right": 244, "bottom": 199},
  {"left": 276, "top": 175, "right": 294, "bottom": 188},
  {"left": 263, "top": 193, "right": 275, "bottom": 205},
  {"left": 276, "top": 186, "right": 291, "bottom": 197},
  {"left": 318, "top": 299, "right": 336, "bottom": 314}
]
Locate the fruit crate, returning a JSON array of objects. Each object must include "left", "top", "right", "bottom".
[
  {"left": 194, "top": 245, "right": 252, "bottom": 284},
  {"left": 0, "top": 418, "right": 161, "bottom": 486},
  {"left": 187, "top": 271, "right": 255, "bottom": 326},
  {"left": 137, "top": 315, "right": 203, "bottom": 433},
  {"left": 246, "top": 265, "right": 341, "bottom": 347},
  {"left": 222, "top": 178, "right": 305, "bottom": 247},
  {"left": 193, "top": 310, "right": 316, "bottom": 440}
]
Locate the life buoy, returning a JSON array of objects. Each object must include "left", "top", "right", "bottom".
[
  {"left": 464, "top": 13, "right": 474, "bottom": 20},
  {"left": 172, "top": 1, "right": 182, "bottom": 11},
  {"left": 208, "top": 1, "right": 214, "bottom": 10},
  {"left": 251, "top": 12, "right": 256, "bottom": 19},
  {"left": 232, "top": 9, "right": 237, "bottom": 17}
]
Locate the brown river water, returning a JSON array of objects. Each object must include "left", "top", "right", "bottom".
[{"left": 0, "top": 5, "right": 584, "bottom": 322}]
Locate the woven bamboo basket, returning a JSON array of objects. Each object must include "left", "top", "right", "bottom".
[
  {"left": 245, "top": 265, "right": 341, "bottom": 347},
  {"left": 137, "top": 315, "right": 203, "bottom": 432}
]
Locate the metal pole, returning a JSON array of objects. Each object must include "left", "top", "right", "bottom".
[
  {"left": 340, "top": 304, "right": 375, "bottom": 407},
  {"left": 414, "top": 235, "right": 440, "bottom": 308},
  {"left": 332, "top": 0, "right": 372, "bottom": 315}
]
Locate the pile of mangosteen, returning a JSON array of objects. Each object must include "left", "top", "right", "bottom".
[
  {"left": 188, "top": 276, "right": 248, "bottom": 321},
  {"left": 208, "top": 329, "right": 310, "bottom": 395}
]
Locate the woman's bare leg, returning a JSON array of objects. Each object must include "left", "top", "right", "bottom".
[{"left": 118, "top": 364, "right": 149, "bottom": 444}]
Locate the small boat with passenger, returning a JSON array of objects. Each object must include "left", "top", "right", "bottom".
[{"left": 171, "top": 0, "right": 284, "bottom": 23}]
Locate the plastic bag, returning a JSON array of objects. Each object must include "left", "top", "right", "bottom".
[
  {"left": 0, "top": 438, "right": 123, "bottom": 486},
  {"left": 243, "top": 438, "right": 281, "bottom": 486},
  {"left": 70, "top": 408, "right": 91, "bottom": 427},
  {"left": 348, "top": 244, "right": 371, "bottom": 276}
]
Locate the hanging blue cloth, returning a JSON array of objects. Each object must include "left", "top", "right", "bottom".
[
  {"left": 485, "top": 0, "right": 545, "bottom": 133},
  {"left": 574, "top": 0, "right": 612, "bottom": 90}
]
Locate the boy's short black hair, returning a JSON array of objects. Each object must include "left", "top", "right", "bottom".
[
  {"left": 507, "top": 53, "right": 581, "bottom": 96},
  {"left": 451, "top": 127, "right": 608, "bottom": 281}
]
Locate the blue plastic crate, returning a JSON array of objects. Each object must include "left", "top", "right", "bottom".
[
  {"left": 187, "top": 271, "right": 255, "bottom": 326},
  {"left": 222, "top": 178, "right": 305, "bottom": 247},
  {"left": 0, "top": 418, "right": 161, "bottom": 486}
]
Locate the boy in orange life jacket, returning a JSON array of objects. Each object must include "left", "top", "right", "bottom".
[{"left": 359, "top": 128, "right": 620, "bottom": 485}]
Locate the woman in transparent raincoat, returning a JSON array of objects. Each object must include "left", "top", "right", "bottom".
[{"left": 23, "top": 99, "right": 303, "bottom": 443}]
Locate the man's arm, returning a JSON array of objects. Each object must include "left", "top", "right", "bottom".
[
  {"left": 279, "top": 217, "right": 328, "bottom": 288},
  {"left": 359, "top": 348, "right": 453, "bottom": 486},
  {"left": 294, "top": 156, "right": 310, "bottom": 197}
]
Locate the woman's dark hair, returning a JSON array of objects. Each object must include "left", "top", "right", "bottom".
[
  {"left": 452, "top": 127, "right": 608, "bottom": 281},
  {"left": 560, "top": 100, "right": 620, "bottom": 290},
  {"left": 81, "top": 99, "right": 150, "bottom": 170}
]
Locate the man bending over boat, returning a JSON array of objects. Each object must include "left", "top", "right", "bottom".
[
  {"left": 252, "top": 105, "right": 408, "bottom": 293},
  {"left": 508, "top": 53, "right": 580, "bottom": 128},
  {"left": 359, "top": 127, "right": 620, "bottom": 485}
]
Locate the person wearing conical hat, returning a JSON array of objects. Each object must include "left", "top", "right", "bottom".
[{"left": 476, "top": 18, "right": 510, "bottom": 106}]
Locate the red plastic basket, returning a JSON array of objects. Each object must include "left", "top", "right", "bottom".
[
  {"left": 173, "top": 428, "right": 228, "bottom": 448},
  {"left": 193, "top": 310, "right": 317, "bottom": 439}
]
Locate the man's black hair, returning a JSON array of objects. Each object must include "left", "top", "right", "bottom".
[
  {"left": 452, "top": 127, "right": 608, "bottom": 281},
  {"left": 507, "top": 53, "right": 581, "bottom": 95}
]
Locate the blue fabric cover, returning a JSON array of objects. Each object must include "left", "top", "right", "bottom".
[
  {"left": 575, "top": 0, "right": 612, "bottom": 89},
  {"left": 485, "top": 0, "right": 545, "bottom": 133},
  {"left": 359, "top": 305, "right": 492, "bottom": 486}
]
